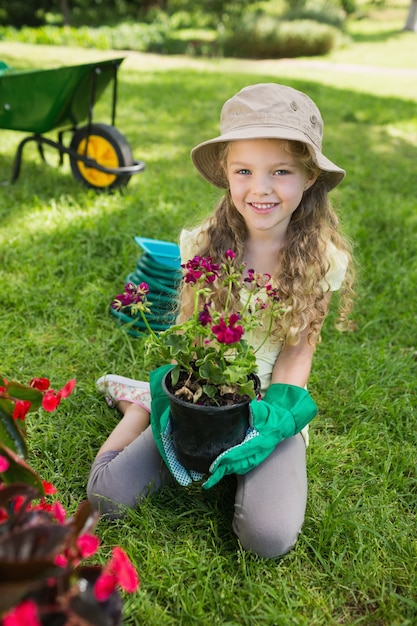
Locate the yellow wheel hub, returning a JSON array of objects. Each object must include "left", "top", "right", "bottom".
[{"left": 76, "top": 134, "right": 119, "bottom": 187}]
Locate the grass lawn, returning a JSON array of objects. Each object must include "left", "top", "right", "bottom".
[{"left": 0, "top": 11, "right": 416, "bottom": 625}]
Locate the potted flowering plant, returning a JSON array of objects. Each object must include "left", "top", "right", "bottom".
[
  {"left": 0, "top": 375, "right": 139, "bottom": 626},
  {"left": 111, "top": 250, "right": 286, "bottom": 472},
  {"left": 112, "top": 250, "right": 285, "bottom": 403}
]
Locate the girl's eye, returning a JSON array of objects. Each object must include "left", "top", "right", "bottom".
[
  {"left": 237, "top": 169, "right": 251, "bottom": 175},
  {"left": 274, "top": 169, "right": 288, "bottom": 176}
]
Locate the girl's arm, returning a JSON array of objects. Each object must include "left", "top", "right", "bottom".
[{"left": 271, "top": 293, "right": 332, "bottom": 388}]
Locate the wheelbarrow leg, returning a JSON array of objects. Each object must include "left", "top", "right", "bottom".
[
  {"left": 10, "top": 134, "right": 49, "bottom": 183},
  {"left": 10, "top": 135, "right": 35, "bottom": 183},
  {"left": 36, "top": 136, "right": 46, "bottom": 163}
]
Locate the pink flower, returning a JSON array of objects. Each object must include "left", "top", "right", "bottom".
[
  {"left": 52, "top": 500, "right": 67, "bottom": 523},
  {"left": 94, "top": 546, "right": 139, "bottom": 602},
  {"left": 54, "top": 553, "right": 68, "bottom": 568},
  {"left": 0, "top": 455, "right": 10, "bottom": 472},
  {"left": 225, "top": 249, "right": 235, "bottom": 260},
  {"left": 2, "top": 600, "right": 41, "bottom": 626},
  {"left": 77, "top": 533, "right": 100, "bottom": 558},
  {"left": 94, "top": 572, "right": 119, "bottom": 601}
]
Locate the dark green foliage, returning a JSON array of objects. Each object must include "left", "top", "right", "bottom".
[
  {"left": 221, "top": 16, "right": 338, "bottom": 59},
  {"left": 0, "top": 0, "right": 53, "bottom": 27}
]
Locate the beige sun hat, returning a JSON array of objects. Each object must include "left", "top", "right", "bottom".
[{"left": 191, "top": 83, "right": 345, "bottom": 191}]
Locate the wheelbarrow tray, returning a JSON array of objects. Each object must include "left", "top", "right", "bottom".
[{"left": 0, "top": 58, "right": 125, "bottom": 134}]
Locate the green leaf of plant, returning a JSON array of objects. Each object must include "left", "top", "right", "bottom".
[
  {"left": 0, "top": 406, "right": 27, "bottom": 457},
  {"left": 198, "top": 361, "right": 224, "bottom": 385},
  {"left": 202, "top": 384, "right": 218, "bottom": 398},
  {"left": 236, "top": 379, "right": 256, "bottom": 399},
  {"left": 0, "top": 444, "right": 43, "bottom": 491}
]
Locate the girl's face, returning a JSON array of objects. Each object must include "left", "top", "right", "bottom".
[{"left": 225, "top": 138, "right": 317, "bottom": 239}]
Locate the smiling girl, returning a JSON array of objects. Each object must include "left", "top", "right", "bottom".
[{"left": 88, "top": 83, "right": 355, "bottom": 559}]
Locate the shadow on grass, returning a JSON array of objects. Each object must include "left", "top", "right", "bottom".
[{"left": 348, "top": 28, "right": 408, "bottom": 43}]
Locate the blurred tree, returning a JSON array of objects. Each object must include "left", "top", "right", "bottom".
[
  {"left": 166, "top": 0, "right": 259, "bottom": 24},
  {"left": 0, "top": 0, "right": 53, "bottom": 26},
  {"left": 60, "top": 0, "right": 70, "bottom": 25},
  {"left": 403, "top": 0, "right": 417, "bottom": 31}
]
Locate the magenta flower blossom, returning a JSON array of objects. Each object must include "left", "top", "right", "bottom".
[
  {"left": 111, "top": 282, "right": 149, "bottom": 310},
  {"left": 244, "top": 269, "right": 271, "bottom": 287},
  {"left": 198, "top": 303, "right": 212, "bottom": 326},
  {"left": 211, "top": 314, "right": 244, "bottom": 345},
  {"left": 265, "top": 284, "right": 281, "bottom": 302},
  {"left": 182, "top": 255, "right": 220, "bottom": 284}
]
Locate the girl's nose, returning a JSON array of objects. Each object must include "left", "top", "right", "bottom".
[{"left": 252, "top": 174, "right": 273, "bottom": 195}]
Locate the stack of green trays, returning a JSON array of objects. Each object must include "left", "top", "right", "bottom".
[{"left": 110, "top": 237, "right": 182, "bottom": 337}]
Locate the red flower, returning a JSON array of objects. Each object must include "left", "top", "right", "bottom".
[
  {"left": 2, "top": 600, "right": 41, "bottom": 626},
  {"left": 58, "top": 379, "right": 76, "bottom": 399},
  {"left": 12, "top": 400, "right": 31, "bottom": 421},
  {"left": 40, "top": 378, "right": 76, "bottom": 412},
  {"left": 42, "top": 390, "right": 61, "bottom": 412},
  {"left": 30, "top": 378, "right": 50, "bottom": 391},
  {"left": 42, "top": 480, "right": 57, "bottom": 495},
  {"left": 94, "top": 546, "right": 139, "bottom": 601}
]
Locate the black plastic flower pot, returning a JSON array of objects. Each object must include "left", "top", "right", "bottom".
[{"left": 162, "top": 370, "right": 255, "bottom": 473}]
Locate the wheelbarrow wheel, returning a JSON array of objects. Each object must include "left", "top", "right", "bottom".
[{"left": 69, "top": 123, "right": 133, "bottom": 190}]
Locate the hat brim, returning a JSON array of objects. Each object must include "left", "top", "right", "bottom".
[{"left": 191, "top": 126, "right": 345, "bottom": 191}]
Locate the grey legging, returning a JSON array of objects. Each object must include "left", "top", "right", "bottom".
[{"left": 87, "top": 426, "right": 307, "bottom": 559}]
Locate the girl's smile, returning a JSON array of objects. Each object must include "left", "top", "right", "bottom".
[{"left": 226, "top": 138, "right": 316, "bottom": 238}]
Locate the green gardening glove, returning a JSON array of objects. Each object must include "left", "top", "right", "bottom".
[
  {"left": 202, "top": 383, "right": 317, "bottom": 489},
  {"left": 150, "top": 366, "right": 318, "bottom": 490},
  {"left": 149, "top": 364, "right": 175, "bottom": 470},
  {"left": 150, "top": 364, "right": 206, "bottom": 485}
]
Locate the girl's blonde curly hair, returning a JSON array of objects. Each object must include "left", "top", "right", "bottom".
[{"left": 179, "top": 139, "right": 355, "bottom": 346}]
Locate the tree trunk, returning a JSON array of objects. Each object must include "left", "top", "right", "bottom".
[
  {"left": 404, "top": 0, "right": 417, "bottom": 31},
  {"left": 60, "top": 0, "right": 70, "bottom": 26}
]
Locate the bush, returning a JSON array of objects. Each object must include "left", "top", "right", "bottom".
[
  {"left": 149, "top": 28, "right": 218, "bottom": 56},
  {"left": 0, "top": 22, "right": 169, "bottom": 52},
  {"left": 220, "top": 15, "right": 339, "bottom": 59},
  {"left": 0, "top": 14, "right": 339, "bottom": 60}
]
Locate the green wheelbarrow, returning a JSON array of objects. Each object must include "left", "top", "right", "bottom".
[{"left": 0, "top": 57, "right": 145, "bottom": 191}]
